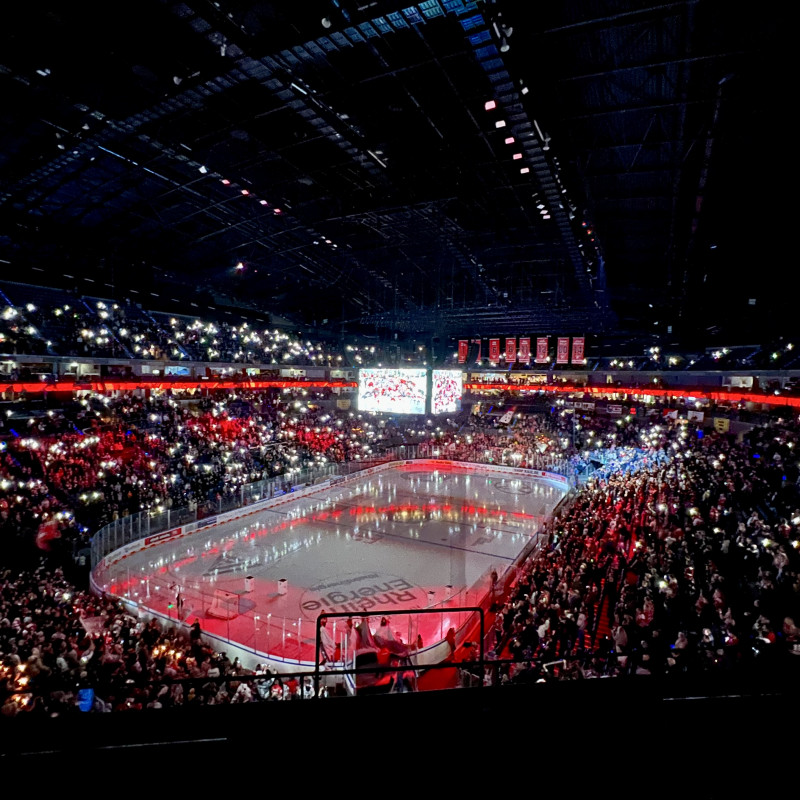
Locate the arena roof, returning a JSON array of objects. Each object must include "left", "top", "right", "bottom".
[{"left": 0, "top": 1, "right": 786, "bottom": 344}]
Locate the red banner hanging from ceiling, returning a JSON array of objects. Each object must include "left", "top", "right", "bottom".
[
  {"left": 458, "top": 340, "right": 468, "bottom": 363},
  {"left": 489, "top": 338, "right": 500, "bottom": 362},
  {"left": 556, "top": 337, "right": 570, "bottom": 364},
  {"left": 519, "top": 337, "right": 531, "bottom": 364},
  {"left": 571, "top": 336, "right": 585, "bottom": 364},
  {"left": 535, "top": 337, "right": 548, "bottom": 364},
  {"left": 505, "top": 337, "right": 516, "bottom": 363}
]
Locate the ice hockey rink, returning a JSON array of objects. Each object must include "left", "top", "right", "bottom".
[{"left": 93, "top": 461, "right": 568, "bottom": 669}]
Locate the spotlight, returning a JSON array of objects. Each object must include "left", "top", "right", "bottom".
[{"left": 321, "top": 16, "right": 332, "bottom": 28}]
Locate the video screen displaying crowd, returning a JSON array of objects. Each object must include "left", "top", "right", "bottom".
[{"left": 2, "top": 386, "right": 800, "bottom": 716}]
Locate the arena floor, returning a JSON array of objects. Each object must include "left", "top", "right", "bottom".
[{"left": 95, "top": 462, "right": 567, "bottom": 667}]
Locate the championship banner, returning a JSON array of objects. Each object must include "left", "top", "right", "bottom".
[
  {"left": 458, "top": 340, "right": 468, "bottom": 363},
  {"left": 505, "top": 337, "right": 516, "bottom": 363},
  {"left": 535, "top": 337, "right": 548, "bottom": 364},
  {"left": 571, "top": 336, "right": 585, "bottom": 364},
  {"left": 489, "top": 338, "right": 500, "bottom": 362},
  {"left": 519, "top": 337, "right": 531, "bottom": 364},
  {"left": 556, "top": 337, "right": 570, "bottom": 364}
]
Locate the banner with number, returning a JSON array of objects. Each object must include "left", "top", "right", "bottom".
[
  {"left": 535, "top": 337, "right": 548, "bottom": 364},
  {"left": 571, "top": 336, "right": 585, "bottom": 364},
  {"left": 489, "top": 338, "right": 500, "bottom": 362},
  {"left": 556, "top": 337, "right": 570, "bottom": 364},
  {"left": 458, "top": 340, "right": 468, "bottom": 364},
  {"left": 519, "top": 337, "right": 531, "bottom": 364},
  {"left": 505, "top": 337, "right": 516, "bottom": 363}
]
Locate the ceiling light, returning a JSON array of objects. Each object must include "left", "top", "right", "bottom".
[
  {"left": 484, "top": 100, "right": 497, "bottom": 111},
  {"left": 199, "top": 166, "right": 208, "bottom": 174},
  {"left": 504, "top": 137, "right": 515, "bottom": 144},
  {"left": 520, "top": 167, "right": 530, "bottom": 174},
  {"left": 259, "top": 199, "right": 268, "bottom": 205},
  {"left": 495, "top": 120, "right": 506, "bottom": 129},
  {"left": 512, "top": 153, "right": 522, "bottom": 160},
  {"left": 321, "top": 16, "right": 332, "bottom": 28},
  {"left": 499, "top": 38, "right": 510, "bottom": 53},
  {"left": 241, "top": 189, "right": 249, "bottom": 195},
  {"left": 521, "top": 86, "right": 529, "bottom": 95},
  {"left": 221, "top": 179, "right": 230, "bottom": 185}
]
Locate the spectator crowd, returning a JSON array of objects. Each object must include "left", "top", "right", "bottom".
[{"left": 1, "top": 383, "right": 800, "bottom": 716}]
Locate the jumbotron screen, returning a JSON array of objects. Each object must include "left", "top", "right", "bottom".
[
  {"left": 431, "top": 370, "right": 463, "bottom": 414},
  {"left": 358, "top": 368, "right": 427, "bottom": 415}
]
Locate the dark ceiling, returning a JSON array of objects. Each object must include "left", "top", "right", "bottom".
[{"left": 0, "top": 1, "right": 788, "bottom": 346}]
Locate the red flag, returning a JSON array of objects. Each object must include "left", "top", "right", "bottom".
[
  {"left": 36, "top": 520, "right": 61, "bottom": 551},
  {"left": 489, "top": 338, "right": 500, "bottom": 362},
  {"left": 458, "top": 340, "right": 468, "bottom": 363}
]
